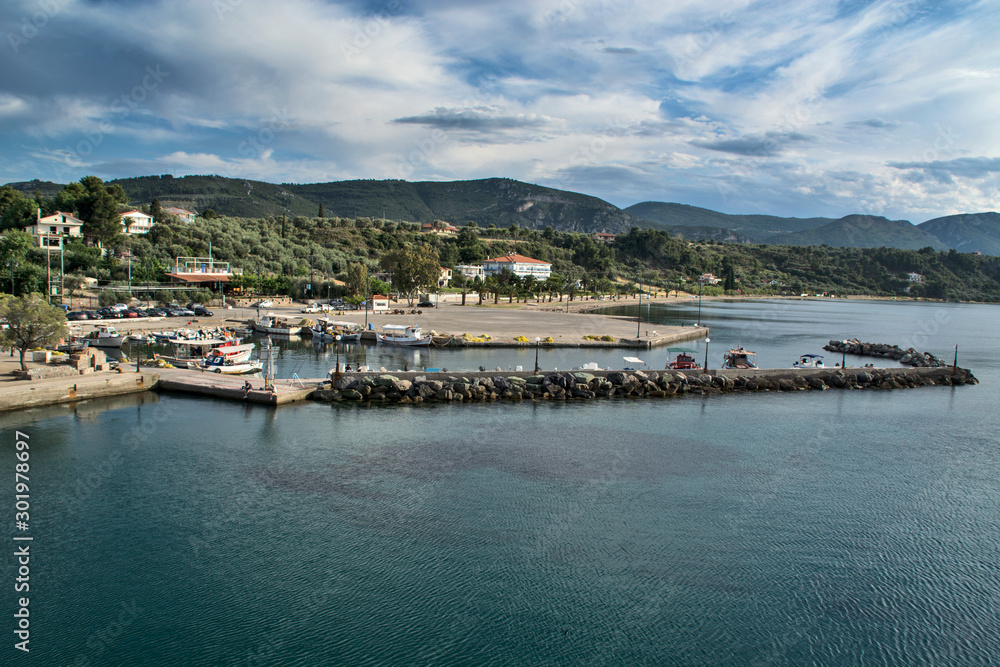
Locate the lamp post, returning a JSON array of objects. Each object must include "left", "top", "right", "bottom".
[
  {"left": 841, "top": 340, "right": 847, "bottom": 368},
  {"left": 534, "top": 336, "right": 540, "bottom": 374},
  {"left": 334, "top": 334, "right": 342, "bottom": 381},
  {"left": 704, "top": 337, "right": 711, "bottom": 370}
]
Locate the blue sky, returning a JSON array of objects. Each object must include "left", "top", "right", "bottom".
[{"left": 2, "top": 0, "right": 998, "bottom": 221}]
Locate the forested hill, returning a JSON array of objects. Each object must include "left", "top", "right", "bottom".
[
  {"left": 625, "top": 201, "right": 832, "bottom": 241},
  {"left": 918, "top": 213, "right": 1000, "bottom": 256},
  {"left": 99, "top": 175, "right": 649, "bottom": 234}
]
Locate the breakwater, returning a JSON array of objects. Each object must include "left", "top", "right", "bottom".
[
  {"left": 823, "top": 339, "right": 947, "bottom": 367},
  {"left": 309, "top": 366, "right": 977, "bottom": 405}
]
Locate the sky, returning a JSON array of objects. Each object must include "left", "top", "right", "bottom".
[{"left": 1, "top": 0, "right": 998, "bottom": 222}]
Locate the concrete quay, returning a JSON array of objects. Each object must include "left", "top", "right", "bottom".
[{"left": 0, "top": 370, "right": 160, "bottom": 412}]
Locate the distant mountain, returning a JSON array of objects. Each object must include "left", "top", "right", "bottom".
[
  {"left": 766, "top": 214, "right": 949, "bottom": 250},
  {"left": 98, "top": 175, "right": 648, "bottom": 234},
  {"left": 918, "top": 212, "right": 1000, "bottom": 256},
  {"left": 5, "top": 179, "right": 65, "bottom": 198},
  {"left": 625, "top": 201, "right": 832, "bottom": 241},
  {"left": 658, "top": 225, "right": 758, "bottom": 244}
]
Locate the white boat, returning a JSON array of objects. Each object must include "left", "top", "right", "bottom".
[
  {"left": 87, "top": 325, "right": 125, "bottom": 348},
  {"left": 252, "top": 313, "right": 302, "bottom": 336},
  {"left": 154, "top": 336, "right": 254, "bottom": 368},
  {"left": 722, "top": 347, "right": 758, "bottom": 369},
  {"left": 312, "top": 318, "right": 363, "bottom": 342},
  {"left": 793, "top": 354, "right": 824, "bottom": 368},
  {"left": 376, "top": 324, "right": 432, "bottom": 347},
  {"left": 196, "top": 355, "right": 263, "bottom": 374}
]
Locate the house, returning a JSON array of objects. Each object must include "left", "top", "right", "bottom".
[
  {"left": 420, "top": 222, "right": 459, "bottom": 235},
  {"left": 482, "top": 253, "right": 552, "bottom": 280},
  {"left": 164, "top": 206, "right": 196, "bottom": 223},
  {"left": 907, "top": 272, "right": 924, "bottom": 283},
  {"left": 593, "top": 232, "right": 616, "bottom": 244},
  {"left": 368, "top": 294, "right": 389, "bottom": 311},
  {"left": 438, "top": 267, "right": 453, "bottom": 287},
  {"left": 121, "top": 210, "right": 154, "bottom": 235},
  {"left": 166, "top": 256, "right": 243, "bottom": 287},
  {"left": 698, "top": 273, "right": 721, "bottom": 285},
  {"left": 24, "top": 209, "right": 83, "bottom": 247},
  {"left": 455, "top": 264, "right": 485, "bottom": 280}
]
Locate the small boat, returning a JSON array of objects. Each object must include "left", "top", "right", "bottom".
[
  {"left": 623, "top": 356, "right": 646, "bottom": 370},
  {"left": 196, "top": 355, "right": 263, "bottom": 375},
  {"left": 252, "top": 313, "right": 302, "bottom": 336},
  {"left": 57, "top": 336, "right": 90, "bottom": 352},
  {"left": 86, "top": 326, "right": 126, "bottom": 348},
  {"left": 666, "top": 347, "right": 701, "bottom": 370},
  {"left": 154, "top": 336, "right": 254, "bottom": 368},
  {"left": 793, "top": 354, "right": 824, "bottom": 368},
  {"left": 722, "top": 347, "right": 758, "bottom": 369},
  {"left": 376, "top": 324, "right": 431, "bottom": 347},
  {"left": 312, "top": 318, "right": 363, "bottom": 342}
]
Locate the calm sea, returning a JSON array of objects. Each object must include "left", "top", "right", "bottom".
[{"left": 4, "top": 299, "right": 999, "bottom": 666}]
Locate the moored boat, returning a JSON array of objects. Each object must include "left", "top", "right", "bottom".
[
  {"left": 793, "top": 354, "right": 824, "bottom": 368},
  {"left": 196, "top": 355, "right": 263, "bottom": 374},
  {"left": 252, "top": 313, "right": 303, "bottom": 336},
  {"left": 722, "top": 347, "right": 758, "bottom": 369},
  {"left": 154, "top": 336, "right": 254, "bottom": 368},
  {"left": 312, "top": 318, "right": 363, "bottom": 342},
  {"left": 666, "top": 347, "right": 701, "bottom": 370},
  {"left": 376, "top": 324, "right": 431, "bottom": 347},
  {"left": 86, "top": 325, "right": 125, "bottom": 348}
]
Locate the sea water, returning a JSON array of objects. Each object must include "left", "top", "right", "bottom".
[{"left": 3, "top": 299, "right": 998, "bottom": 665}]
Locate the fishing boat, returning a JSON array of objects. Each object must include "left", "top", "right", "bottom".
[
  {"left": 666, "top": 347, "right": 701, "bottom": 370},
  {"left": 792, "top": 354, "right": 825, "bottom": 368},
  {"left": 311, "top": 318, "right": 363, "bottom": 342},
  {"left": 376, "top": 324, "right": 432, "bottom": 347},
  {"left": 86, "top": 325, "right": 126, "bottom": 348},
  {"left": 154, "top": 336, "right": 254, "bottom": 368},
  {"left": 196, "top": 355, "right": 263, "bottom": 375},
  {"left": 252, "top": 313, "right": 302, "bottom": 336},
  {"left": 722, "top": 347, "right": 758, "bottom": 369}
]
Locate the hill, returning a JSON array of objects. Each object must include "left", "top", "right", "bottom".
[
  {"left": 100, "top": 175, "right": 649, "bottom": 235},
  {"left": 625, "top": 201, "right": 831, "bottom": 241},
  {"left": 918, "top": 213, "right": 1000, "bottom": 256},
  {"left": 764, "top": 214, "right": 949, "bottom": 250}
]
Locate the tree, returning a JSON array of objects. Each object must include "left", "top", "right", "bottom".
[
  {"left": 0, "top": 186, "right": 37, "bottom": 232},
  {"left": 0, "top": 293, "right": 69, "bottom": 372},
  {"left": 346, "top": 262, "right": 368, "bottom": 297},
  {"left": 76, "top": 176, "right": 124, "bottom": 246},
  {"left": 201, "top": 209, "right": 217, "bottom": 220},
  {"left": 381, "top": 244, "right": 440, "bottom": 305},
  {"left": 150, "top": 199, "right": 164, "bottom": 225}
]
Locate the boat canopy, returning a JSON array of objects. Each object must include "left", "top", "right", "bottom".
[
  {"left": 323, "top": 320, "right": 360, "bottom": 328},
  {"left": 169, "top": 338, "right": 233, "bottom": 346},
  {"left": 623, "top": 356, "right": 644, "bottom": 364},
  {"left": 382, "top": 324, "right": 415, "bottom": 331},
  {"left": 666, "top": 347, "right": 700, "bottom": 354},
  {"left": 800, "top": 353, "right": 824, "bottom": 358}
]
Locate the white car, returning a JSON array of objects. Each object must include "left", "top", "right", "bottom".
[
  {"left": 252, "top": 300, "right": 273, "bottom": 308},
  {"left": 300, "top": 304, "right": 321, "bottom": 313}
]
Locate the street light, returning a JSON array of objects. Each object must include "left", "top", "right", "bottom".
[
  {"left": 534, "top": 336, "right": 540, "bottom": 373},
  {"left": 334, "top": 334, "right": 342, "bottom": 380},
  {"left": 704, "top": 337, "right": 711, "bottom": 370}
]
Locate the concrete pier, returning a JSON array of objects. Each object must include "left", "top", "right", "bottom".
[{"left": 0, "top": 370, "right": 160, "bottom": 412}]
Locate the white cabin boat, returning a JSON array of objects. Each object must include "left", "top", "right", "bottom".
[
  {"left": 87, "top": 326, "right": 125, "bottom": 348},
  {"left": 196, "top": 355, "right": 263, "bottom": 374},
  {"left": 376, "top": 324, "right": 432, "bottom": 347},
  {"left": 252, "top": 313, "right": 302, "bottom": 336},
  {"left": 722, "top": 347, "right": 758, "bottom": 369},
  {"left": 154, "top": 337, "right": 254, "bottom": 368},
  {"left": 793, "top": 354, "right": 824, "bottom": 368}
]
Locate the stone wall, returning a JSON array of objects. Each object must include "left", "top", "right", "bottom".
[{"left": 308, "top": 367, "right": 977, "bottom": 405}]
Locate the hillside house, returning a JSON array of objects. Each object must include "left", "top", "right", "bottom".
[
  {"left": 593, "top": 232, "right": 616, "bottom": 244},
  {"left": 455, "top": 264, "right": 485, "bottom": 280},
  {"left": 698, "top": 273, "right": 721, "bottom": 285},
  {"left": 164, "top": 206, "right": 196, "bottom": 223},
  {"left": 907, "top": 272, "right": 924, "bottom": 283},
  {"left": 121, "top": 210, "right": 154, "bottom": 235},
  {"left": 438, "top": 267, "right": 453, "bottom": 287},
  {"left": 24, "top": 210, "right": 83, "bottom": 247}
]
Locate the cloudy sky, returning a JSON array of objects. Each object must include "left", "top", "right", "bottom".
[{"left": 2, "top": 0, "right": 998, "bottom": 221}]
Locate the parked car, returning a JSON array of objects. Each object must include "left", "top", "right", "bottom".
[
  {"left": 193, "top": 306, "right": 213, "bottom": 317},
  {"left": 186, "top": 302, "right": 202, "bottom": 310},
  {"left": 176, "top": 307, "right": 195, "bottom": 316},
  {"left": 252, "top": 300, "right": 274, "bottom": 308},
  {"left": 111, "top": 303, "right": 129, "bottom": 312},
  {"left": 67, "top": 311, "right": 89, "bottom": 321},
  {"left": 83, "top": 310, "right": 103, "bottom": 320},
  {"left": 123, "top": 310, "right": 139, "bottom": 318},
  {"left": 417, "top": 301, "right": 435, "bottom": 308},
  {"left": 57, "top": 304, "right": 70, "bottom": 311}
]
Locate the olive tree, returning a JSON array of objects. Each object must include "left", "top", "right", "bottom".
[{"left": 0, "top": 293, "right": 70, "bottom": 372}]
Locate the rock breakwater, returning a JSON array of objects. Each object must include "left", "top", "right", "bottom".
[
  {"left": 823, "top": 339, "right": 947, "bottom": 367},
  {"left": 308, "top": 367, "right": 976, "bottom": 405}
]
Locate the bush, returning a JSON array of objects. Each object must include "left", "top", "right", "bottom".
[{"left": 98, "top": 291, "right": 118, "bottom": 307}]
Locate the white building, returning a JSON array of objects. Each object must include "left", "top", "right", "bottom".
[
  {"left": 482, "top": 254, "right": 552, "bottom": 280},
  {"left": 908, "top": 272, "right": 924, "bottom": 283},
  {"left": 164, "top": 206, "right": 196, "bottom": 223},
  {"left": 438, "top": 267, "right": 453, "bottom": 287},
  {"left": 121, "top": 210, "right": 154, "bottom": 235},
  {"left": 24, "top": 210, "right": 83, "bottom": 248},
  {"left": 455, "top": 264, "right": 485, "bottom": 280}
]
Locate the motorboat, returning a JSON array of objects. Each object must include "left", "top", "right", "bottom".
[
  {"left": 312, "top": 318, "right": 363, "bottom": 342},
  {"left": 154, "top": 336, "right": 254, "bottom": 368},
  {"left": 86, "top": 325, "right": 125, "bottom": 348},
  {"left": 666, "top": 347, "right": 701, "bottom": 370},
  {"left": 376, "top": 324, "right": 432, "bottom": 347},
  {"left": 196, "top": 355, "right": 263, "bottom": 375},
  {"left": 252, "top": 313, "right": 303, "bottom": 336},
  {"left": 722, "top": 347, "right": 758, "bottom": 369},
  {"left": 623, "top": 356, "right": 646, "bottom": 370},
  {"left": 793, "top": 354, "right": 824, "bottom": 368}
]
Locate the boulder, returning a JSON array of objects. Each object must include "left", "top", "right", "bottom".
[
  {"left": 393, "top": 379, "right": 412, "bottom": 393},
  {"left": 573, "top": 372, "right": 596, "bottom": 383},
  {"left": 342, "top": 389, "right": 363, "bottom": 400},
  {"left": 607, "top": 372, "right": 627, "bottom": 386},
  {"left": 375, "top": 375, "right": 399, "bottom": 387},
  {"left": 335, "top": 376, "right": 358, "bottom": 391}
]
